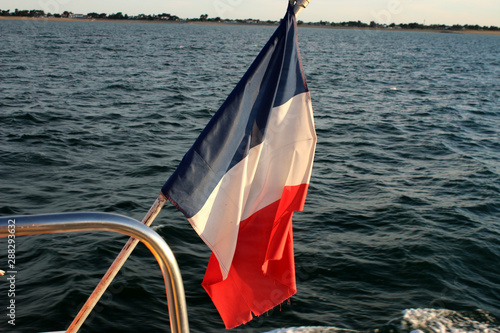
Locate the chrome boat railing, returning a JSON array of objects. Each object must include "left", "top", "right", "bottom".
[{"left": 0, "top": 212, "right": 189, "bottom": 333}]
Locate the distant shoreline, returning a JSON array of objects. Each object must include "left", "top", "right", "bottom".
[{"left": 1, "top": 16, "right": 499, "bottom": 35}]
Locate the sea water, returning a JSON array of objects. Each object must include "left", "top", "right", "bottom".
[{"left": 0, "top": 19, "right": 499, "bottom": 333}]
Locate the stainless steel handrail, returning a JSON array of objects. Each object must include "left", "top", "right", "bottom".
[{"left": 0, "top": 212, "right": 189, "bottom": 333}]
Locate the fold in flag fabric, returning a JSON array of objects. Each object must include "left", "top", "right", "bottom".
[{"left": 161, "top": 4, "right": 316, "bottom": 329}]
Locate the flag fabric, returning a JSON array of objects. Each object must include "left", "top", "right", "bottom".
[{"left": 161, "top": 4, "right": 316, "bottom": 329}]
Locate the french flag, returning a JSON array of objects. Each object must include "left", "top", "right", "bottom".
[{"left": 162, "top": 4, "right": 316, "bottom": 329}]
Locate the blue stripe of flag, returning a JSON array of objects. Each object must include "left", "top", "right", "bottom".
[{"left": 162, "top": 5, "right": 307, "bottom": 218}]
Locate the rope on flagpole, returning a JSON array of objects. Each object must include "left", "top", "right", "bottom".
[{"left": 66, "top": 194, "right": 167, "bottom": 333}]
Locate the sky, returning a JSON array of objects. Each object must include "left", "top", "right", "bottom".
[{"left": 2, "top": 0, "right": 499, "bottom": 26}]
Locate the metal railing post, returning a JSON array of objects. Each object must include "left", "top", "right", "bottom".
[{"left": 0, "top": 212, "right": 189, "bottom": 333}]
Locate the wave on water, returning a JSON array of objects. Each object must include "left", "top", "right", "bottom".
[
  {"left": 266, "top": 308, "right": 500, "bottom": 333},
  {"left": 265, "top": 327, "right": 359, "bottom": 333},
  {"left": 398, "top": 308, "right": 500, "bottom": 333}
]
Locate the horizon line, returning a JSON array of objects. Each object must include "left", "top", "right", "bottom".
[{"left": 1, "top": 8, "right": 499, "bottom": 29}]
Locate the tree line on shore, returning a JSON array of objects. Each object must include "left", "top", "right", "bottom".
[
  {"left": 318, "top": 20, "right": 499, "bottom": 31},
  {"left": 1, "top": 8, "right": 499, "bottom": 31}
]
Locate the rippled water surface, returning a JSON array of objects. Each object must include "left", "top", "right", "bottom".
[{"left": 1, "top": 18, "right": 500, "bottom": 333}]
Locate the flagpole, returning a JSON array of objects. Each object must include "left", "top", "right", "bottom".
[
  {"left": 293, "top": 0, "right": 311, "bottom": 16},
  {"left": 66, "top": 194, "right": 167, "bottom": 333},
  {"left": 67, "top": 2, "right": 313, "bottom": 330}
]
